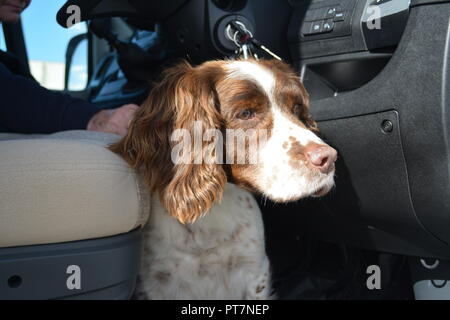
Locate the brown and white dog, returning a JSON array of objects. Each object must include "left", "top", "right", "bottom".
[{"left": 110, "top": 59, "right": 337, "bottom": 299}]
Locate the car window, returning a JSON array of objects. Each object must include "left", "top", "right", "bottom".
[
  {"left": 21, "top": 0, "right": 87, "bottom": 91},
  {"left": 0, "top": 27, "right": 6, "bottom": 51}
]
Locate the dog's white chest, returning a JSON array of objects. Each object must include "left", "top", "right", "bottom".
[{"left": 135, "top": 184, "right": 272, "bottom": 300}]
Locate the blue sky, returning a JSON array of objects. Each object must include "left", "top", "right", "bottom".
[
  {"left": 0, "top": 32, "right": 5, "bottom": 51},
  {"left": 21, "top": 0, "right": 86, "bottom": 63}
]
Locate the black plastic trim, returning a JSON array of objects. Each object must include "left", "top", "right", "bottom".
[
  {"left": 411, "top": 0, "right": 450, "bottom": 6},
  {"left": 292, "top": 2, "right": 450, "bottom": 258},
  {"left": 0, "top": 228, "right": 142, "bottom": 300}
]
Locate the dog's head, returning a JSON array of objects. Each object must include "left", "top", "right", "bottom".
[{"left": 110, "top": 59, "right": 337, "bottom": 223}]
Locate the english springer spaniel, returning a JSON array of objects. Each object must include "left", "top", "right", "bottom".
[{"left": 110, "top": 59, "right": 337, "bottom": 299}]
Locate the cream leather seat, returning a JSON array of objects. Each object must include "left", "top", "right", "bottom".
[
  {"left": 0, "top": 130, "right": 150, "bottom": 248},
  {"left": 0, "top": 131, "right": 149, "bottom": 299}
]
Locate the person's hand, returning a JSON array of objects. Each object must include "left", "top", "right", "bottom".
[{"left": 87, "top": 104, "right": 139, "bottom": 136}]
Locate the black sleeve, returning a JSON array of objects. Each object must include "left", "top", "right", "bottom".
[{"left": 0, "top": 62, "right": 100, "bottom": 134}]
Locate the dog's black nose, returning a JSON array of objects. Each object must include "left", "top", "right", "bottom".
[{"left": 306, "top": 144, "right": 337, "bottom": 174}]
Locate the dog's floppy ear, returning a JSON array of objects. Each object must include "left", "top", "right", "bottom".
[
  {"left": 109, "top": 61, "right": 227, "bottom": 224},
  {"left": 109, "top": 64, "right": 181, "bottom": 195}
]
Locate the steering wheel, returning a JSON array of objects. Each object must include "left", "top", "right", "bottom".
[{"left": 56, "top": 0, "right": 189, "bottom": 28}]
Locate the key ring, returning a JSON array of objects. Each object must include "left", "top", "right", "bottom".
[{"left": 225, "top": 21, "right": 253, "bottom": 47}]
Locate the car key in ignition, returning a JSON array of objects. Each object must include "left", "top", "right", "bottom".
[{"left": 225, "top": 20, "right": 282, "bottom": 61}]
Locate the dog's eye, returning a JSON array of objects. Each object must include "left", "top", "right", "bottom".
[{"left": 237, "top": 109, "right": 255, "bottom": 120}]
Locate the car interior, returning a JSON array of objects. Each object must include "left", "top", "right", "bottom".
[{"left": 0, "top": 0, "right": 450, "bottom": 300}]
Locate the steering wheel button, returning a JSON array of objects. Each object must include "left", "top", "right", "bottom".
[
  {"left": 334, "top": 11, "right": 345, "bottom": 21},
  {"left": 326, "top": 5, "right": 342, "bottom": 19},
  {"left": 311, "top": 21, "right": 324, "bottom": 34},
  {"left": 323, "top": 19, "right": 335, "bottom": 32},
  {"left": 326, "top": 8, "right": 335, "bottom": 18}
]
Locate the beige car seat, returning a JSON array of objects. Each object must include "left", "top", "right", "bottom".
[{"left": 0, "top": 130, "right": 150, "bottom": 299}]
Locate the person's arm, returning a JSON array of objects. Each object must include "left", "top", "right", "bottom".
[
  {"left": 0, "top": 63, "right": 138, "bottom": 135},
  {"left": 0, "top": 62, "right": 100, "bottom": 133}
]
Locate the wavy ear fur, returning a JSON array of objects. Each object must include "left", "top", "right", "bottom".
[{"left": 109, "top": 61, "right": 227, "bottom": 223}]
